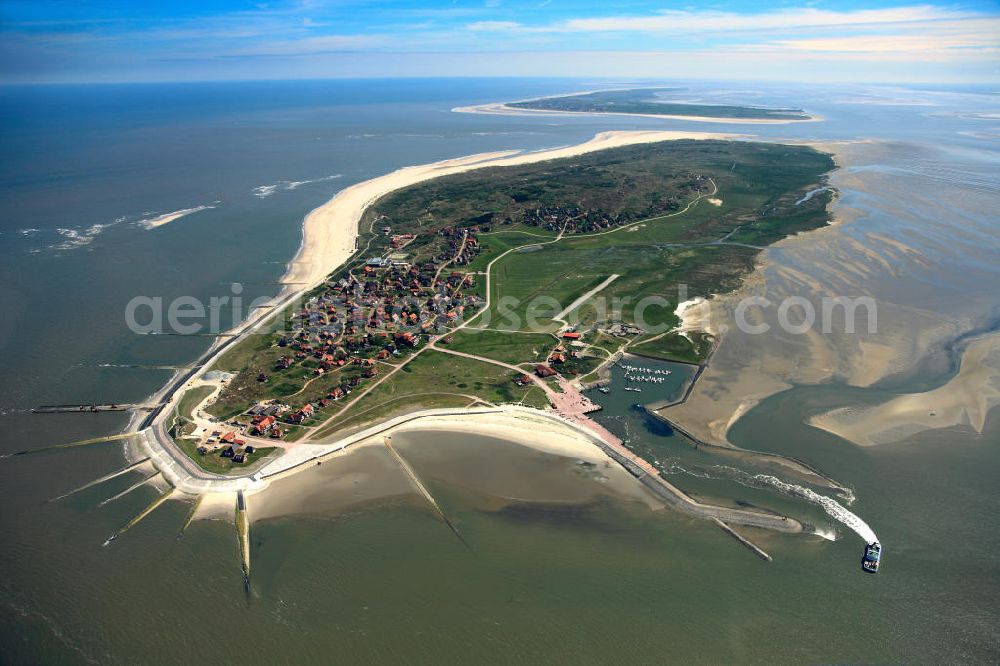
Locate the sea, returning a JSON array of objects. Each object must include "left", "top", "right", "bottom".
[{"left": 0, "top": 79, "right": 998, "bottom": 663}]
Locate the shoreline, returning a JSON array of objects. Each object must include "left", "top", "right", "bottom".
[
  {"left": 249, "top": 404, "right": 804, "bottom": 536},
  {"left": 653, "top": 141, "right": 841, "bottom": 447}
]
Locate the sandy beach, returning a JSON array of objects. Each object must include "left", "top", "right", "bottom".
[
  {"left": 673, "top": 297, "right": 717, "bottom": 340},
  {"left": 283, "top": 129, "right": 740, "bottom": 290},
  {"left": 453, "top": 102, "right": 822, "bottom": 125},
  {"left": 251, "top": 408, "right": 663, "bottom": 521},
  {"left": 394, "top": 410, "right": 621, "bottom": 464}
]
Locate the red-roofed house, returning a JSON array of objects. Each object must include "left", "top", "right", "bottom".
[
  {"left": 535, "top": 364, "right": 558, "bottom": 378},
  {"left": 253, "top": 415, "right": 276, "bottom": 435}
]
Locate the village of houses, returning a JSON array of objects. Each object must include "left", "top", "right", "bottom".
[{"left": 182, "top": 212, "right": 650, "bottom": 468}]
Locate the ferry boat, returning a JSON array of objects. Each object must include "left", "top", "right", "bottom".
[{"left": 861, "top": 542, "right": 882, "bottom": 573}]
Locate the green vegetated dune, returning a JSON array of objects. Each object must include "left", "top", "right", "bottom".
[{"left": 508, "top": 89, "right": 811, "bottom": 120}]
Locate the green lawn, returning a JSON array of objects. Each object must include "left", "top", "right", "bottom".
[
  {"left": 175, "top": 385, "right": 214, "bottom": 421},
  {"left": 311, "top": 350, "right": 550, "bottom": 439},
  {"left": 444, "top": 329, "right": 554, "bottom": 365},
  {"left": 174, "top": 438, "right": 279, "bottom": 475}
]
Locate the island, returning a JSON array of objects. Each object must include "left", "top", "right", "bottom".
[
  {"left": 167, "top": 138, "right": 833, "bottom": 480},
  {"left": 462, "top": 88, "right": 814, "bottom": 122}
]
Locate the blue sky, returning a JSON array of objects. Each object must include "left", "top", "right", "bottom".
[{"left": 1, "top": 1, "right": 997, "bottom": 83}]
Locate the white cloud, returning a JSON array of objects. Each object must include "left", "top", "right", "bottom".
[
  {"left": 466, "top": 21, "right": 522, "bottom": 32},
  {"left": 551, "top": 5, "right": 977, "bottom": 33},
  {"left": 223, "top": 33, "right": 385, "bottom": 56},
  {"left": 459, "top": 5, "right": 999, "bottom": 59},
  {"left": 774, "top": 33, "right": 997, "bottom": 53}
]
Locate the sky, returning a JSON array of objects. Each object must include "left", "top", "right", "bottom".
[{"left": 0, "top": 0, "right": 997, "bottom": 83}]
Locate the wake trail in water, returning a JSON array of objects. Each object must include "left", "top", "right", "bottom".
[
  {"left": 673, "top": 464, "right": 878, "bottom": 544},
  {"left": 753, "top": 473, "right": 878, "bottom": 543}
]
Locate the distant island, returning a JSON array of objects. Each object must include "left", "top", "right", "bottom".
[
  {"left": 168, "top": 138, "right": 833, "bottom": 476},
  {"left": 461, "top": 88, "right": 814, "bottom": 122}
]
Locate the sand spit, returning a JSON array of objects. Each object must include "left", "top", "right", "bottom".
[
  {"left": 811, "top": 333, "right": 1000, "bottom": 446},
  {"left": 284, "top": 130, "right": 740, "bottom": 291},
  {"left": 453, "top": 102, "right": 821, "bottom": 125},
  {"left": 139, "top": 205, "right": 214, "bottom": 230}
]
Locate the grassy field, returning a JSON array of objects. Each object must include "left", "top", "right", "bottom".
[
  {"left": 176, "top": 385, "right": 214, "bottom": 421},
  {"left": 629, "top": 331, "right": 712, "bottom": 365},
  {"left": 312, "top": 350, "right": 550, "bottom": 439},
  {"left": 174, "top": 438, "right": 278, "bottom": 475},
  {"left": 444, "top": 329, "right": 554, "bottom": 366}
]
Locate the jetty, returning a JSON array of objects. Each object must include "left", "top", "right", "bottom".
[
  {"left": 32, "top": 403, "right": 162, "bottom": 414},
  {"left": 547, "top": 380, "right": 801, "bottom": 559}
]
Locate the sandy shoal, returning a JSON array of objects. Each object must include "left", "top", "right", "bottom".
[
  {"left": 810, "top": 333, "right": 1000, "bottom": 446},
  {"left": 140, "top": 205, "right": 214, "bottom": 230},
  {"left": 655, "top": 140, "right": 946, "bottom": 447},
  {"left": 394, "top": 411, "right": 662, "bottom": 506},
  {"left": 283, "top": 129, "right": 740, "bottom": 290},
  {"left": 453, "top": 102, "right": 822, "bottom": 125},
  {"left": 248, "top": 439, "right": 421, "bottom": 522}
]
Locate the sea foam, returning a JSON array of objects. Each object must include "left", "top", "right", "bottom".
[{"left": 253, "top": 174, "right": 342, "bottom": 198}]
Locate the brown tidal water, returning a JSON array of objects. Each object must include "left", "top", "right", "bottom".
[{"left": 2, "top": 410, "right": 996, "bottom": 664}]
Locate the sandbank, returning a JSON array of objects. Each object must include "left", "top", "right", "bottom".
[
  {"left": 810, "top": 333, "right": 1000, "bottom": 446},
  {"left": 253, "top": 409, "right": 662, "bottom": 519},
  {"left": 140, "top": 205, "right": 214, "bottom": 230},
  {"left": 453, "top": 102, "right": 821, "bottom": 125}
]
